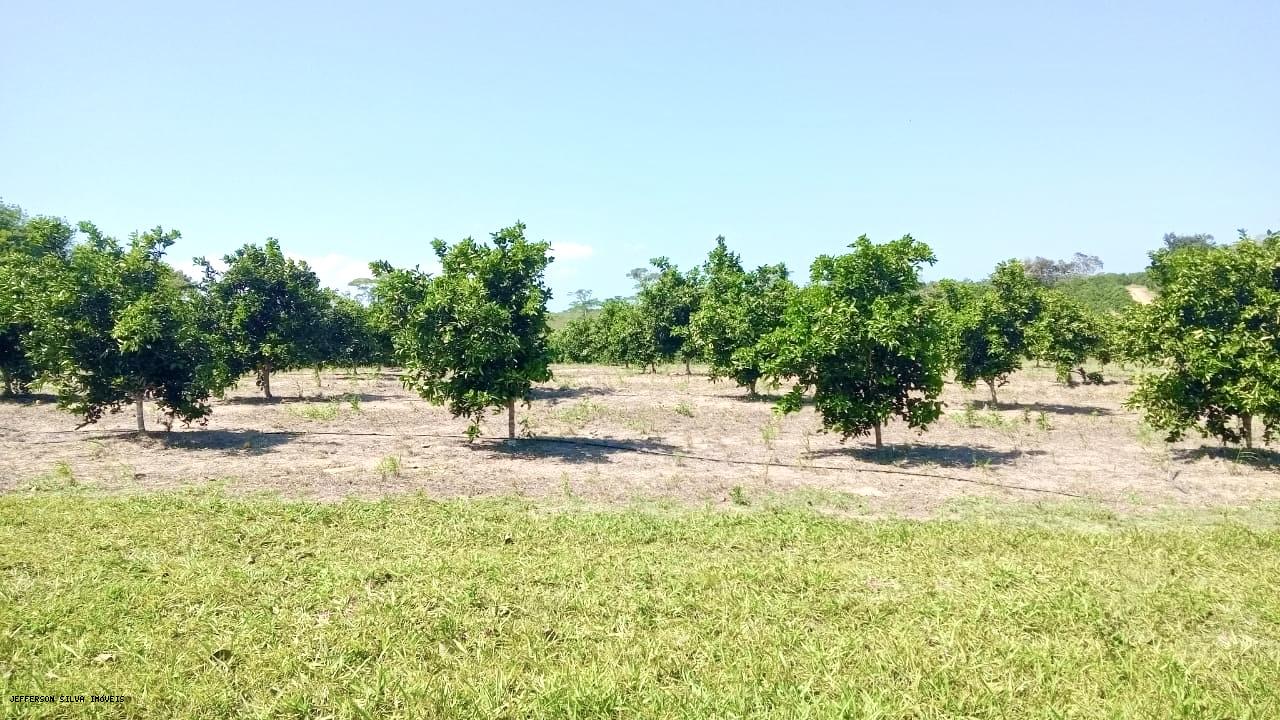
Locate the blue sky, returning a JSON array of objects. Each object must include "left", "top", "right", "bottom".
[{"left": 2, "top": 0, "right": 1276, "bottom": 308}]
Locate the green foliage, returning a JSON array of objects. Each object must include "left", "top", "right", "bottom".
[
  {"left": 1028, "top": 291, "right": 1112, "bottom": 385},
  {"left": 595, "top": 298, "right": 656, "bottom": 368},
  {"left": 1125, "top": 232, "right": 1280, "bottom": 447},
  {"left": 551, "top": 314, "right": 606, "bottom": 363},
  {"left": 367, "top": 260, "right": 432, "bottom": 347},
  {"left": 689, "top": 237, "right": 796, "bottom": 394},
  {"left": 1161, "top": 232, "right": 1215, "bottom": 251},
  {"left": 198, "top": 239, "right": 329, "bottom": 398},
  {"left": 319, "top": 290, "right": 392, "bottom": 369},
  {"left": 935, "top": 260, "right": 1042, "bottom": 403},
  {"left": 636, "top": 257, "right": 702, "bottom": 369},
  {"left": 765, "top": 235, "right": 945, "bottom": 447},
  {"left": 1022, "top": 252, "right": 1104, "bottom": 285},
  {"left": 390, "top": 223, "right": 554, "bottom": 438},
  {"left": 0, "top": 201, "right": 76, "bottom": 396},
  {"left": 24, "top": 224, "right": 225, "bottom": 429},
  {"left": 1053, "top": 272, "right": 1148, "bottom": 314}
]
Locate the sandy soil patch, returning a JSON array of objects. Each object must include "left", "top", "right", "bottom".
[
  {"left": 1, "top": 364, "right": 1275, "bottom": 516},
  {"left": 1126, "top": 285, "right": 1155, "bottom": 304}
]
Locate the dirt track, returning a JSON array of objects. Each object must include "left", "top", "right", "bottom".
[
  {"left": 1, "top": 364, "right": 1275, "bottom": 516},
  {"left": 1126, "top": 284, "right": 1155, "bottom": 304}
]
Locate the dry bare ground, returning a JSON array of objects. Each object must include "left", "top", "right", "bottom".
[
  {"left": 1, "top": 364, "right": 1276, "bottom": 516},
  {"left": 1126, "top": 284, "right": 1155, "bottom": 304}
]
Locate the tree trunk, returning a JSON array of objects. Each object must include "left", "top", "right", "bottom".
[
  {"left": 985, "top": 377, "right": 998, "bottom": 406},
  {"left": 650, "top": 362, "right": 656, "bottom": 374},
  {"left": 1242, "top": 414, "right": 1253, "bottom": 449},
  {"left": 135, "top": 393, "right": 146, "bottom": 432},
  {"left": 507, "top": 398, "right": 516, "bottom": 439},
  {"left": 873, "top": 421, "right": 882, "bottom": 449},
  {"left": 748, "top": 378, "right": 758, "bottom": 398},
  {"left": 0, "top": 369, "right": 10, "bottom": 397},
  {"left": 260, "top": 363, "right": 273, "bottom": 399},
  {"left": 684, "top": 359, "right": 691, "bottom": 375}
]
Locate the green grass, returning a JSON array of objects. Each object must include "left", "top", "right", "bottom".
[
  {"left": 554, "top": 399, "right": 607, "bottom": 432},
  {"left": 2, "top": 493, "right": 1279, "bottom": 718},
  {"left": 287, "top": 401, "right": 340, "bottom": 422}
]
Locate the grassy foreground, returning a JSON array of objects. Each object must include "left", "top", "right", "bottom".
[{"left": 2, "top": 493, "right": 1279, "bottom": 719}]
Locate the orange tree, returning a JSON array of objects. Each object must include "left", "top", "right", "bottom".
[
  {"left": 0, "top": 202, "right": 76, "bottom": 397},
  {"left": 764, "top": 235, "right": 945, "bottom": 448},
  {"left": 689, "top": 236, "right": 796, "bottom": 395},
  {"left": 1125, "top": 231, "right": 1280, "bottom": 448},
  {"left": 25, "top": 224, "right": 225, "bottom": 430},
  {"left": 388, "top": 223, "right": 554, "bottom": 439},
  {"left": 198, "top": 239, "right": 329, "bottom": 399},
  {"left": 935, "top": 260, "right": 1043, "bottom": 404}
]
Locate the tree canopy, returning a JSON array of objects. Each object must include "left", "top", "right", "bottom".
[
  {"left": 24, "top": 224, "right": 225, "bottom": 430},
  {"left": 1027, "top": 290, "right": 1112, "bottom": 386},
  {"left": 198, "top": 239, "right": 329, "bottom": 398},
  {"left": 389, "top": 223, "right": 554, "bottom": 439},
  {"left": 766, "top": 235, "right": 945, "bottom": 448},
  {"left": 1161, "top": 232, "right": 1215, "bottom": 251},
  {"left": 936, "top": 260, "right": 1043, "bottom": 404},
  {"left": 1125, "top": 232, "right": 1280, "bottom": 447},
  {"left": 1022, "top": 253, "right": 1104, "bottom": 285},
  {"left": 0, "top": 203, "right": 76, "bottom": 396},
  {"left": 636, "top": 257, "right": 702, "bottom": 373},
  {"left": 689, "top": 237, "right": 795, "bottom": 394}
]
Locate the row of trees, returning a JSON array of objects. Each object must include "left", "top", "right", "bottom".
[
  {"left": 4, "top": 198, "right": 1277, "bottom": 449},
  {"left": 553, "top": 243, "right": 1113, "bottom": 399},
  {"left": 553, "top": 237, "right": 795, "bottom": 393},
  {"left": 553, "top": 232, "right": 1277, "bottom": 449},
  {"left": 0, "top": 202, "right": 390, "bottom": 429}
]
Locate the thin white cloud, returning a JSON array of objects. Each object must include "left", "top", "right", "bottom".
[
  {"left": 287, "top": 252, "right": 375, "bottom": 292},
  {"left": 552, "top": 241, "right": 594, "bottom": 261}
]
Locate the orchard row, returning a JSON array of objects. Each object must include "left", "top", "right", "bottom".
[{"left": 2, "top": 200, "right": 1275, "bottom": 447}]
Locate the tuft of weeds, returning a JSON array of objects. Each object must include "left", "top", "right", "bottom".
[
  {"left": 343, "top": 393, "right": 362, "bottom": 412},
  {"left": 959, "top": 402, "right": 1014, "bottom": 431},
  {"left": 673, "top": 401, "right": 694, "bottom": 418},
  {"left": 729, "top": 485, "right": 750, "bottom": 506},
  {"left": 290, "top": 401, "right": 340, "bottom": 421},
  {"left": 760, "top": 413, "right": 781, "bottom": 448},
  {"left": 1036, "top": 411, "right": 1053, "bottom": 432},
  {"left": 1135, "top": 421, "right": 1161, "bottom": 447},
  {"left": 375, "top": 455, "right": 402, "bottom": 478},
  {"left": 557, "top": 399, "right": 606, "bottom": 431},
  {"left": 623, "top": 414, "right": 657, "bottom": 436},
  {"left": 28, "top": 461, "right": 77, "bottom": 491}
]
